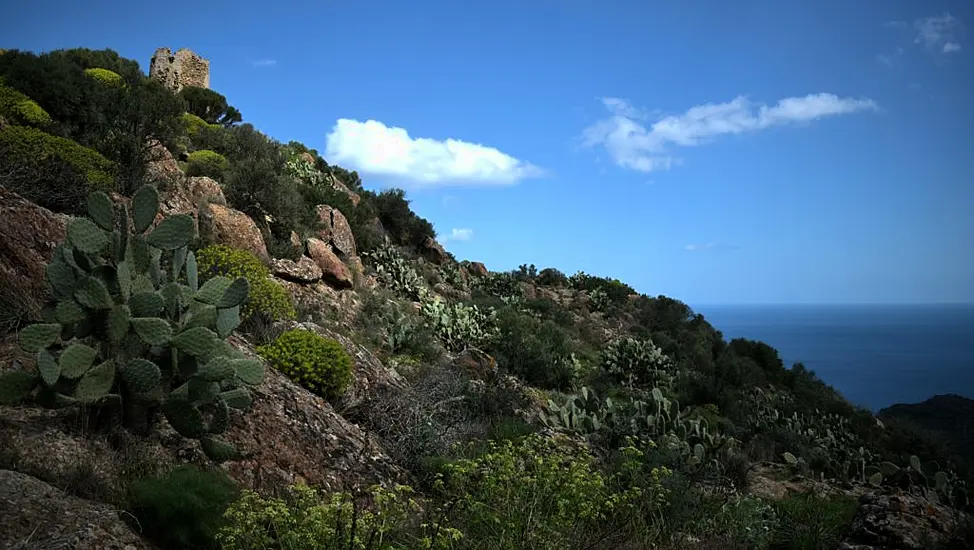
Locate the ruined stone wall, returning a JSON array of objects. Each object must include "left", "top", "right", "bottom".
[{"left": 149, "top": 47, "right": 210, "bottom": 92}]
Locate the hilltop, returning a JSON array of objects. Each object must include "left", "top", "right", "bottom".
[{"left": 0, "top": 47, "right": 972, "bottom": 550}]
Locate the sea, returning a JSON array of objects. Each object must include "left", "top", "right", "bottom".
[{"left": 692, "top": 304, "right": 974, "bottom": 413}]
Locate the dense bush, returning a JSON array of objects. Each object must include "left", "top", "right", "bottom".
[
  {"left": 435, "top": 434, "right": 641, "bottom": 549},
  {"left": 486, "top": 306, "right": 580, "bottom": 390},
  {"left": 770, "top": 493, "right": 858, "bottom": 550},
  {"left": 356, "top": 291, "right": 442, "bottom": 363},
  {"left": 186, "top": 149, "right": 229, "bottom": 179},
  {"left": 126, "top": 465, "right": 239, "bottom": 550},
  {"left": 536, "top": 267, "right": 568, "bottom": 287},
  {"left": 83, "top": 67, "right": 124, "bottom": 87},
  {"left": 370, "top": 188, "right": 436, "bottom": 250},
  {"left": 0, "top": 81, "right": 51, "bottom": 126},
  {"left": 218, "top": 483, "right": 459, "bottom": 549},
  {"left": 0, "top": 125, "right": 114, "bottom": 213},
  {"left": 257, "top": 329, "right": 354, "bottom": 401},
  {"left": 182, "top": 112, "right": 210, "bottom": 138},
  {"left": 0, "top": 49, "right": 185, "bottom": 195},
  {"left": 195, "top": 245, "right": 295, "bottom": 322},
  {"left": 421, "top": 297, "right": 498, "bottom": 352},
  {"left": 601, "top": 336, "right": 676, "bottom": 391}
]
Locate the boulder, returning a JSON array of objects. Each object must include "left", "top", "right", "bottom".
[
  {"left": 468, "top": 261, "right": 489, "bottom": 277},
  {"left": 160, "top": 176, "right": 226, "bottom": 231},
  {"left": 326, "top": 174, "right": 361, "bottom": 207},
  {"left": 0, "top": 187, "right": 68, "bottom": 322},
  {"left": 453, "top": 348, "right": 497, "bottom": 380},
  {"left": 298, "top": 151, "right": 316, "bottom": 165},
  {"left": 838, "top": 493, "right": 971, "bottom": 550},
  {"left": 306, "top": 238, "right": 353, "bottom": 290},
  {"left": 199, "top": 203, "right": 269, "bottom": 262},
  {"left": 422, "top": 236, "right": 450, "bottom": 265},
  {"left": 143, "top": 139, "right": 182, "bottom": 190},
  {"left": 272, "top": 256, "right": 322, "bottom": 284},
  {"left": 314, "top": 204, "right": 357, "bottom": 258},
  {"left": 0, "top": 469, "right": 155, "bottom": 549}
]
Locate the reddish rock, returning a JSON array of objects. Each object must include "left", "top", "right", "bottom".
[
  {"left": 0, "top": 187, "right": 67, "bottom": 321},
  {"left": 314, "top": 204, "right": 357, "bottom": 258},
  {"left": 453, "top": 348, "right": 497, "bottom": 380},
  {"left": 468, "top": 261, "right": 489, "bottom": 277},
  {"left": 298, "top": 151, "right": 316, "bottom": 165},
  {"left": 199, "top": 203, "right": 270, "bottom": 262},
  {"left": 422, "top": 236, "right": 450, "bottom": 265},
  {"left": 306, "top": 237, "right": 353, "bottom": 289}
]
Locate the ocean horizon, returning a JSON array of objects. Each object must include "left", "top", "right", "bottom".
[{"left": 692, "top": 303, "right": 974, "bottom": 413}]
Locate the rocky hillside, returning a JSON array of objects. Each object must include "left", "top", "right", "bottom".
[{"left": 0, "top": 47, "right": 972, "bottom": 550}]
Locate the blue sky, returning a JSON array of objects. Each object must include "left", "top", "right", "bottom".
[{"left": 2, "top": 0, "right": 972, "bottom": 305}]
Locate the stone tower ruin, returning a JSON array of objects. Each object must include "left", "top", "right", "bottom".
[{"left": 149, "top": 47, "right": 210, "bottom": 92}]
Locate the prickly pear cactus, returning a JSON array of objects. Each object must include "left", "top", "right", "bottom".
[{"left": 0, "top": 185, "right": 264, "bottom": 462}]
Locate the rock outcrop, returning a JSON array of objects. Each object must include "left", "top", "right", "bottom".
[
  {"left": 467, "top": 261, "right": 489, "bottom": 277},
  {"left": 143, "top": 139, "right": 183, "bottom": 190},
  {"left": 307, "top": 237, "right": 353, "bottom": 289},
  {"left": 199, "top": 203, "right": 270, "bottom": 261},
  {"left": 0, "top": 187, "right": 67, "bottom": 322},
  {"left": 839, "top": 493, "right": 971, "bottom": 549},
  {"left": 0, "top": 469, "right": 154, "bottom": 549},
  {"left": 272, "top": 256, "right": 323, "bottom": 284},
  {"left": 161, "top": 175, "right": 226, "bottom": 231},
  {"left": 421, "top": 236, "right": 450, "bottom": 265},
  {"left": 315, "top": 204, "right": 357, "bottom": 258}
]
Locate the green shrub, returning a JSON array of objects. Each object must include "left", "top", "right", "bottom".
[
  {"left": 356, "top": 291, "right": 442, "bottom": 363},
  {"left": 0, "top": 125, "right": 114, "bottom": 188},
  {"left": 182, "top": 112, "right": 210, "bottom": 138},
  {"left": 186, "top": 149, "right": 230, "bottom": 179},
  {"left": 126, "top": 465, "right": 239, "bottom": 550},
  {"left": 602, "top": 336, "right": 676, "bottom": 391},
  {"left": 486, "top": 307, "right": 579, "bottom": 390},
  {"left": 536, "top": 267, "right": 568, "bottom": 287},
  {"left": 83, "top": 67, "right": 124, "bottom": 87},
  {"left": 771, "top": 493, "right": 858, "bottom": 550},
  {"left": 218, "top": 483, "right": 460, "bottom": 549},
  {"left": 257, "top": 329, "right": 353, "bottom": 401},
  {"left": 0, "top": 81, "right": 51, "bottom": 126},
  {"left": 436, "top": 434, "right": 640, "bottom": 549},
  {"left": 369, "top": 188, "right": 436, "bottom": 250},
  {"left": 421, "top": 297, "right": 498, "bottom": 353},
  {"left": 195, "top": 245, "right": 295, "bottom": 322}
]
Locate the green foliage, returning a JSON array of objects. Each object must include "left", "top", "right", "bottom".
[
  {"left": 701, "top": 494, "right": 779, "bottom": 548},
  {"left": 195, "top": 245, "right": 295, "bottom": 323},
  {"left": 180, "top": 86, "right": 242, "bottom": 126},
  {"left": 568, "top": 271, "right": 635, "bottom": 313},
  {"left": 356, "top": 291, "right": 442, "bottom": 363},
  {"left": 486, "top": 306, "right": 580, "bottom": 390},
  {"left": 125, "top": 465, "right": 239, "bottom": 550},
  {"left": 0, "top": 125, "right": 114, "bottom": 188},
  {"left": 421, "top": 297, "right": 498, "bottom": 353},
  {"left": 435, "top": 433, "right": 640, "bottom": 550},
  {"left": 257, "top": 329, "right": 353, "bottom": 401},
  {"left": 370, "top": 188, "right": 436, "bottom": 250},
  {"left": 365, "top": 245, "right": 429, "bottom": 301},
  {"left": 469, "top": 271, "right": 522, "bottom": 301},
  {"left": 0, "top": 185, "right": 264, "bottom": 460},
  {"left": 536, "top": 267, "right": 568, "bottom": 287},
  {"left": 602, "top": 336, "right": 676, "bottom": 391},
  {"left": 770, "top": 493, "right": 858, "bottom": 550},
  {"left": 186, "top": 149, "right": 229, "bottom": 179},
  {"left": 218, "top": 483, "right": 460, "bottom": 550},
  {"left": 0, "top": 80, "right": 51, "bottom": 126},
  {"left": 83, "top": 67, "right": 124, "bottom": 87},
  {"left": 182, "top": 112, "right": 211, "bottom": 138},
  {"left": 0, "top": 49, "right": 185, "bottom": 196}
]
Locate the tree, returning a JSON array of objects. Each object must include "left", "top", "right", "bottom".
[{"left": 180, "top": 86, "right": 242, "bottom": 126}]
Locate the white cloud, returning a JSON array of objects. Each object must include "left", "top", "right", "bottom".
[
  {"left": 877, "top": 47, "right": 904, "bottom": 67},
  {"left": 582, "top": 94, "right": 878, "bottom": 173},
  {"left": 251, "top": 59, "right": 277, "bottom": 67},
  {"left": 685, "top": 243, "right": 715, "bottom": 252},
  {"left": 324, "top": 119, "right": 544, "bottom": 186},
  {"left": 442, "top": 228, "right": 473, "bottom": 242},
  {"left": 913, "top": 13, "right": 964, "bottom": 55}
]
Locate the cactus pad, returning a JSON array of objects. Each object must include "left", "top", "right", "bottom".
[
  {"left": 132, "top": 185, "right": 159, "bottom": 233},
  {"left": 162, "top": 395, "right": 205, "bottom": 438},
  {"left": 67, "top": 218, "right": 109, "bottom": 255},
  {"left": 19, "top": 323, "right": 61, "bottom": 353},
  {"left": 87, "top": 191, "right": 115, "bottom": 231},
  {"left": 74, "top": 361, "right": 116, "bottom": 403},
  {"left": 120, "top": 358, "right": 162, "bottom": 394},
  {"left": 59, "top": 343, "right": 98, "bottom": 379},
  {"left": 130, "top": 317, "right": 173, "bottom": 346},
  {"left": 145, "top": 214, "right": 194, "bottom": 250}
]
